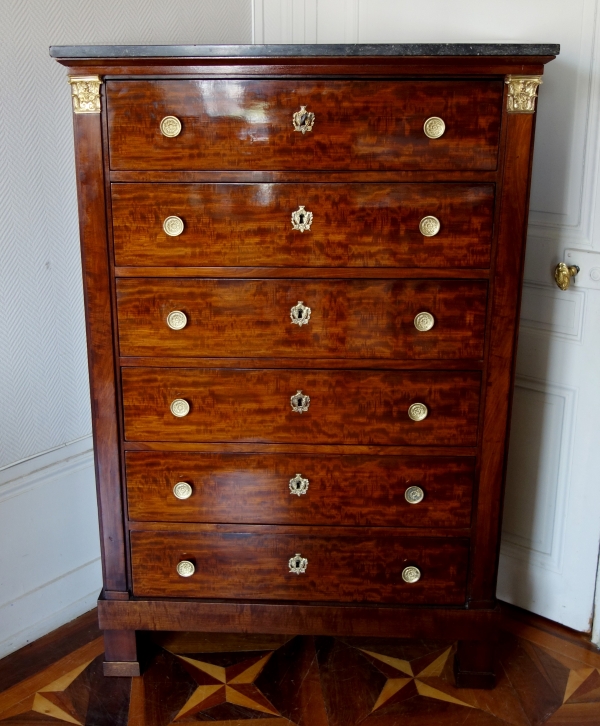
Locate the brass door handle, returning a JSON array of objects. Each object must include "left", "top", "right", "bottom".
[{"left": 554, "top": 262, "right": 579, "bottom": 290}]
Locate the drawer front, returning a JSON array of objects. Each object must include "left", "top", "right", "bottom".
[
  {"left": 111, "top": 183, "right": 494, "bottom": 268},
  {"left": 117, "top": 279, "right": 487, "bottom": 360},
  {"left": 122, "top": 368, "right": 481, "bottom": 446},
  {"left": 130, "top": 530, "right": 469, "bottom": 604},
  {"left": 107, "top": 80, "right": 502, "bottom": 171},
  {"left": 126, "top": 453, "right": 475, "bottom": 527}
]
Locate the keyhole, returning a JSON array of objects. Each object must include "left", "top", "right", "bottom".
[
  {"left": 299, "top": 213, "right": 305, "bottom": 223},
  {"left": 300, "top": 113, "right": 307, "bottom": 126},
  {"left": 297, "top": 310, "right": 303, "bottom": 319},
  {"left": 297, "top": 397, "right": 303, "bottom": 407}
]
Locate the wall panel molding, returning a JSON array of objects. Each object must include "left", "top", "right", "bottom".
[
  {"left": 0, "top": 560, "right": 101, "bottom": 660},
  {"left": 254, "top": 0, "right": 358, "bottom": 43},
  {"left": 0, "top": 437, "right": 102, "bottom": 657},
  {"left": 519, "top": 282, "right": 585, "bottom": 342},
  {"left": 501, "top": 377, "right": 576, "bottom": 574},
  {"left": 526, "top": 0, "right": 600, "bottom": 270}
]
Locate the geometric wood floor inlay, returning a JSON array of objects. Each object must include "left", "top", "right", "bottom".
[{"left": 1, "top": 608, "right": 600, "bottom": 725}]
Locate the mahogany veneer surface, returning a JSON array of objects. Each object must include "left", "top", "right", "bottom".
[
  {"left": 116, "top": 278, "right": 488, "bottom": 359},
  {"left": 107, "top": 79, "right": 503, "bottom": 171},
  {"left": 54, "top": 43, "right": 557, "bottom": 684},
  {"left": 111, "top": 182, "right": 495, "bottom": 267},
  {"left": 130, "top": 530, "right": 470, "bottom": 603},
  {"left": 121, "top": 367, "right": 482, "bottom": 445},
  {"left": 125, "top": 452, "right": 475, "bottom": 527}
]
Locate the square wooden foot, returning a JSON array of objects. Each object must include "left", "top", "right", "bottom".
[
  {"left": 103, "top": 629, "right": 140, "bottom": 677},
  {"left": 454, "top": 639, "right": 496, "bottom": 689}
]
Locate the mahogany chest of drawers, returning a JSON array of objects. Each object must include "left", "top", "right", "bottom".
[{"left": 51, "top": 43, "right": 558, "bottom": 686}]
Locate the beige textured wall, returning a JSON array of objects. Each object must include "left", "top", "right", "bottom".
[
  {"left": 0, "top": 0, "right": 251, "bottom": 659},
  {"left": 0, "top": 0, "right": 252, "bottom": 470}
]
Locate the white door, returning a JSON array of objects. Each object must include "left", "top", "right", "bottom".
[{"left": 254, "top": 0, "right": 600, "bottom": 634}]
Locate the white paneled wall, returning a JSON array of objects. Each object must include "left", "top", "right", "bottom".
[
  {"left": 0, "top": 0, "right": 252, "bottom": 658},
  {"left": 254, "top": 0, "right": 600, "bottom": 633}
]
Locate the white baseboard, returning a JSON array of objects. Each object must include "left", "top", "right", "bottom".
[
  {"left": 0, "top": 437, "right": 103, "bottom": 660},
  {"left": 0, "top": 560, "right": 101, "bottom": 659}
]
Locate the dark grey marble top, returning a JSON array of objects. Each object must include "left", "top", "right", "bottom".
[{"left": 49, "top": 43, "right": 560, "bottom": 59}]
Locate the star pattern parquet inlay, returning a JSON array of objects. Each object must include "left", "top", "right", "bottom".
[{"left": 1, "top": 613, "right": 599, "bottom": 725}]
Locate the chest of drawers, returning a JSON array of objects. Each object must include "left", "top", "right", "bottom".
[{"left": 51, "top": 43, "right": 558, "bottom": 686}]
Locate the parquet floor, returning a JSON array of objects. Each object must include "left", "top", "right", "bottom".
[{"left": 0, "top": 605, "right": 599, "bottom": 725}]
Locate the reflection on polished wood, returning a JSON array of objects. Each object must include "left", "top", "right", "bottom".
[
  {"left": 107, "top": 79, "right": 502, "bottom": 171},
  {"left": 111, "top": 182, "right": 494, "bottom": 268},
  {"left": 125, "top": 452, "right": 475, "bottom": 527},
  {"left": 55, "top": 46, "right": 557, "bottom": 691},
  {"left": 130, "top": 530, "right": 470, "bottom": 603},
  {"left": 121, "top": 368, "right": 481, "bottom": 446},
  {"left": 116, "top": 278, "right": 488, "bottom": 360}
]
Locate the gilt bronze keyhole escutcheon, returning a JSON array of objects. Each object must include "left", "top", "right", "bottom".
[
  {"left": 290, "top": 301, "right": 311, "bottom": 326},
  {"left": 290, "top": 390, "right": 310, "bottom": 413},
  {"left": 292, "top": 106, "right": 315, "bottom": 133},
  {"left": 291, "top": 206, "right": 313, "bottom": 232}
]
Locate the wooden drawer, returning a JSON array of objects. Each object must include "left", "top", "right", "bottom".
[
  {"left": 116, "top": 278, "right": 487, "bottom": 360},
  {"left": 126, "top": 452, "right": 475, "bottom": 527},
  {"left": 107, "top": 80, "right": 501, "bottom": 171},
  {"left": 111, "top": 183, "right": 494, "bottom": 268},
  {"left": 130, "top": 530, "right": 469, "bottom": 604},
  {"left": 121, "top": 368, "right": 481, "bottom": 446}
]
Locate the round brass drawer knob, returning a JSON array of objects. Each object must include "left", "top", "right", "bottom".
[
  {"left": 423, "top": 116, "right": 446, "bottom": 139},
  {"left": 163, "top": 215, "right": 184, "bottom": 237},
  {"left": 177, "top": 560, "right": 195, "bottom": 577},
  {"left": 173, "top": 482, "right": 193, "bottom": 500},
  {"left": 419, "top": 216, "right": 441, "bottom": 237},
  {"left": 408, "top": 403, "right": 428, "bottom": 422},
  {"left": 414, "top": 312, "right": 434, "bottom": 332},
  {"left": 402, "top": 566, "right": 421, "bottom": 583},
  {"left": 170, "top": 398, "right": 190, "bottom": 417},
  {"left": 405, "top": 486, "right": 425, "bottom": 504},
  {"left": 160, "top": 115, "right": 182, "bottom": 137},
  {"left": 167, "top": 311, "right": 188, "bottom": 330}
]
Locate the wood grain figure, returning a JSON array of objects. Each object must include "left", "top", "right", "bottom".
[{"left": 53, "top": 44, "right": 557, "bottom": 684}]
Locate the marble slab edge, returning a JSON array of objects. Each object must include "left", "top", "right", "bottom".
[{"left": 49, "top": 43, "right": 560, "bottom": 59}]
